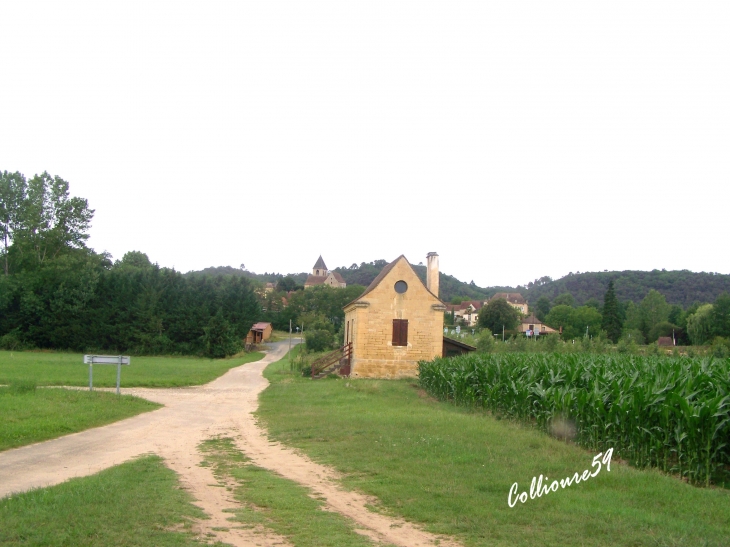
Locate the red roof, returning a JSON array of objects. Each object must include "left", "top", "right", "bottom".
[{"left": 251, "top": 322, "right": 271, "bottom": 331}]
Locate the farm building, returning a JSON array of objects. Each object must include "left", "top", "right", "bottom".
[
  {"left": 304, "top": 256, "right": 346, "bottom": 288},
  {"left": 247, "top": 322, "right": 273, "bottom": 344},
  {"left": 342, "top": 253, "right": 446, "bottom": 378},
  {"left": 442, "top": 337, "right": 477, "bottom": 358}
]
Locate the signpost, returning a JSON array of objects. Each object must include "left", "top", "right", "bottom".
[{"left": 83, "top": 355, "right": 130, "bottom": 395}]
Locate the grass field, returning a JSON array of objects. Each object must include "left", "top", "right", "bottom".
[
  {"left": 0, "top": 383, "right": 160, "bottom": 451},
  {"left": 0, "top": 455, "right": 209, "bottom": 546},
  {"left": 200, "top": 437, "right": 381, "bottom": 547},
  {"left": 257, "top": 348, "right": 730, "bottom": 547},
  {"left": 0, "top": 350, "right": 264, "bottom": 387}
]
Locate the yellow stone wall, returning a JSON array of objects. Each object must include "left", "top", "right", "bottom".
[{"left": 343, "top": 257, "right": 444, "bottom": 379}]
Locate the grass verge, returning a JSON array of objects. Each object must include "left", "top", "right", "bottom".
[
  {"left": 0, "top": 455, "right": 210, "bottom": 546},
  {"left": 0, "top": 350, "right": 264, "bottom": 387},
  {"left": 0, "top": 383, "right": 160, "bottom": 451},
  {"left": 257, "top": 350, "right": 730, "bottom": 547},
  {"left": 199, "top": 437, "right": 383, "bottom": 547}
]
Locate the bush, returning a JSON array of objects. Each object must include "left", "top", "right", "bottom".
[
  {"left": 617, "top": 339, "right": 639, "bottom": 354},
  {"left": 0, "top": 330, "right": 27, "bottom": 351},
  {"left": 542, "top": 334, "right": 561, "bottom": 352},
  {"left": 711, "top": 337, "right": 729, "bottom": 359},
  {"left": 476, "top": 333, "right": 495, "bottom": 353},
  {"left": 305, "top": 329, "right": 336, "bottom": 352},
  {"left": 621, "top": 329, "right": 645, "bottom": 345}
]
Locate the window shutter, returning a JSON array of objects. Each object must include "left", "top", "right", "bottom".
[{"left": 392, "top": 319, "right": 408, "bottom": 346}]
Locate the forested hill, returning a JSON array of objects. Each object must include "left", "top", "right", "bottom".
[
  {"left": 189, "top": 261, "right": 508, "bottom": 302},
  {"left": 525, "top": 270, "right": 730, "bottom": 308},
  {"left": 186, "top": 266, "right": 307, "bottom": 285},
  {"left": 333, "top": 261, "right": 513, "bottom": 303},
  {"left": 188, "top": 263, "right": 730, "bottom": 308}
]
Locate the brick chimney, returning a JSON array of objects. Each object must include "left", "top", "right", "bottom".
[{"left": 426, "top": 252, "right": 439, "bottom": 297}]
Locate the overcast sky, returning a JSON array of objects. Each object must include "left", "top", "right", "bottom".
[{"left": 1, "top": 2, "right": 728, "bottom": 287}]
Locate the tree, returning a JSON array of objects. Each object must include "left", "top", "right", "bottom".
[
  {"left": 535, "top": 296, "right": 551, "bottom": 321},
  {"left": 545, "top": 305, "right": 602, "bottom": 340},
  {"left": 0, "top": 171, "right": 27, "bottom": 275},
  {"left": 478, "top": 298, "right": 519, "bottom": 334},
  {"left": 639, "top": 290, "right": 670, "bottom": 338},
  {"left": 10, "top": 172, "right": 94, "bottom": 270},
  {"left": 623, "top": 301, "right": 643, "bottom": 333},
  {"left": 276, "top": 276, "right": 298, "bottom": 292},
  {"left": 202, "top": 311, "right": 242, "bottom": 358},
  {"left": 116, "top": 251, "right": 153, "bottom": 269},
  {"left": 553, "top": 292, "right": 575, "bottom": 307},
  {"left": 686, "top": 304, "right": 714, "bottom": 345},
  {"left": 601, "top": 280, "right": 623, "bottom": 343},
  {"left": 712, "top": 292, "right": 730, "bottom": 338}
]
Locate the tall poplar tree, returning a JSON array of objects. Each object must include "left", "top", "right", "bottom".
[
  {"left": 0, "top": 171, "right": 27, "bottom": 275},
  {"left": 601, "top": 280, "right": 622, "bottom": 342}
]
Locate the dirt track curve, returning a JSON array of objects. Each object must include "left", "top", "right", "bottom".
[{"left": 0, "top": 341, "right": 460, "bottom": 547}]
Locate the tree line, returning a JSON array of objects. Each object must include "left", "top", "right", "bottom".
[
  {"left": 476, "top": 280, "right": 730, "bottom": 351},
  {"left": 0, "top": 171, "right": 260, "bottom": 357}
]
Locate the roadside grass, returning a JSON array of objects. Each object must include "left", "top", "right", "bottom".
[
  {"left": 0, "top": 455, "right": 212, "bottom": 547},
  {"left": 199, "top": 437, "right": 383, "bottom": 547},
  {"left": 0, "top": 350, "right": 264, "bottom": 387},
  {"left": 0, "top": 383, "right": 160, "bottom": 452},
  {"left": 258, "top": 351, "right": 730, "bottom": 547}
]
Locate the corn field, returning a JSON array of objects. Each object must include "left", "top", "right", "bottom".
[{"left": 418, "top": 353, "right": 730, "bottom": 486}]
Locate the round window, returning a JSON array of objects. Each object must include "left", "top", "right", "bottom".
[{"left": 394, "top": 280, "right": 408, "bottom": 294}]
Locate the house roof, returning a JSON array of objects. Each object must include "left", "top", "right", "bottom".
[
  {"left": 313, "top": 255, "right": 327, "bottom": 270},
  {"left": 305, "top": 274, "right": 328, "bottom": 286},
  {"left": 520, "top": 314, "right": 541, "bottom": 324},
  {"left": 445, "top": 300, "right": 483, "bottom": 313},
  {"left": 305, "top": 272, "right": 346, "bottom": 286},
  {"left": 251, "top": 322, "right": 271, "bottom": 331},
  {"left": 491, "top": 292, "right": 527, "bottom": 305},
  {"left": 442, "top": 336, "right": 477, "bottom": 351},
  {"left": 344, "top": 255, "right": 443, "bottom": 309}
]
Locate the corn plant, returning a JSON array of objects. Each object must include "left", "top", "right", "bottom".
[{"left": 418, "top": 353, "right": 730, "bottom": 486}]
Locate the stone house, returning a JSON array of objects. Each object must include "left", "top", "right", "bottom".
[
  {"left": 342, "top": 253, "right": 446, "bottom": 378},
  {"left": 304, "top": 256, "right": 346, "bottom": 288},
  {"left": 518, "top": 314, "right": 558, "bottom": 336},
  {"left": 490, "top": 292, "right": 528, "bottom": 314}
]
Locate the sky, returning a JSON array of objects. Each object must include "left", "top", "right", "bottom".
[{"left": 1, "top": 2, "right": 729, "bottom": 288}]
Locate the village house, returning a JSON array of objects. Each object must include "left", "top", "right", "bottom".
[
  {"left": 304, "top": 256, "right": 346, "bottom": 288},
  {"left": 343, "top": 253, "right": 446, "bottom": 378},
  {"left": 518, "top": 314, "right": 559, "bottom": 336},
  {"left": 490, "top": 292, "right": 529, "bottom": 314},
  {"left": 445, "top": 300, "right": 484, "bottom": 327}
]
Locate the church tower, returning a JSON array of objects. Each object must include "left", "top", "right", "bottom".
[{"left": 312, "top": 255, "right": 328, "bottom": 276}]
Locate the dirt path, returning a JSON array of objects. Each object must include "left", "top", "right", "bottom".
[{"left": 0, "top": 341, "right": 460, "bottom": 547}]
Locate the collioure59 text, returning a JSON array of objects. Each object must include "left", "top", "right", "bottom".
[{"left": 508, "top": 449, "right": 613, "bottom": 507}]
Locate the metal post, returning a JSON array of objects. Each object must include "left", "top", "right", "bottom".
[
  {"left": 116, "top": 356, "right": 122, "bottom": 395},
  {"left": 89, "top": 363, "right": 93, "bottom": 392},
  {"left": 289, "top": 319, "right": 292, "bottom": 364}
]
